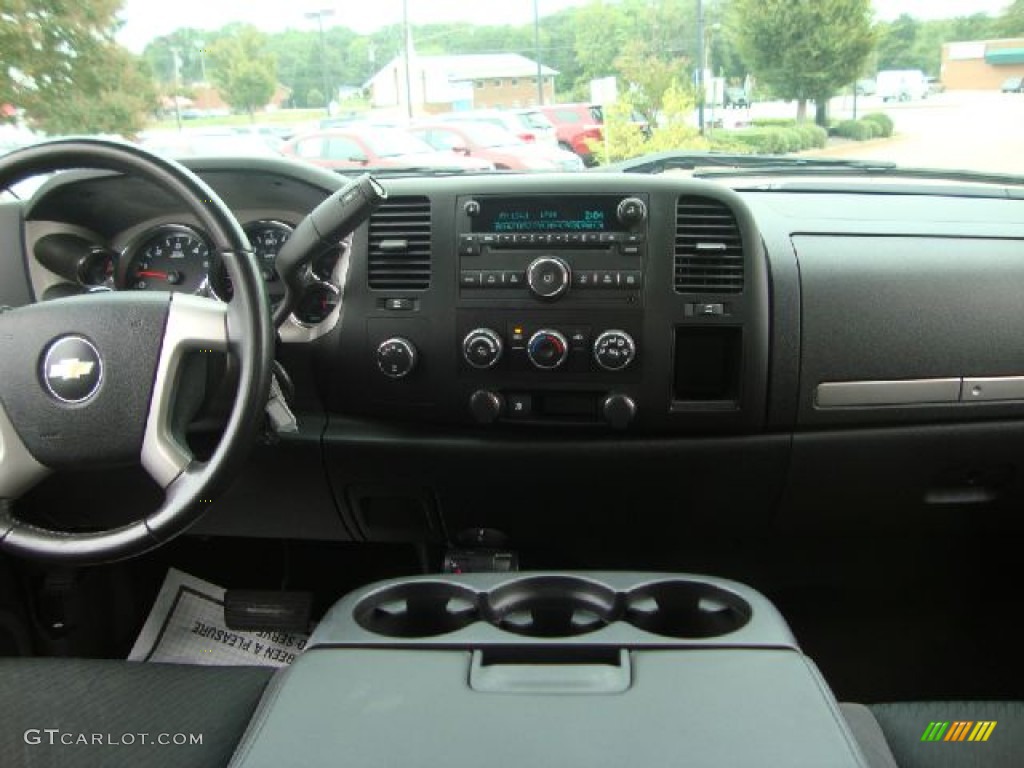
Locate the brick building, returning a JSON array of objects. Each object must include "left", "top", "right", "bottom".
[
  {"left": 940, "top": 38, "right": 1024, "bottom": 90},
  {"left": 367, "top": 53, "right": 557, "bottom": 115}
]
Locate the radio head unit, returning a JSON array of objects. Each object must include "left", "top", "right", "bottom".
[{"left": 470, "top": 195, "right": 633, "bottom": 234}]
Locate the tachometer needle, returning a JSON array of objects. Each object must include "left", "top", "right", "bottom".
[{"left": 137, "top": 270, "right": 168, "bottom": 279}]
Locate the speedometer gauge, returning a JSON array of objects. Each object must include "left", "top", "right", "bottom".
[{"left": 124, "top": 225, "right": 211, "bottom": 294}]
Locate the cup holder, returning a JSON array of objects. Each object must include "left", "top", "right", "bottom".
[
  {"left": 353, "top": 582, "right": 480, "bottom": 638},
  {"left": 350, "top": 577, "right": 753, "bottom": 641},
  {"left": 483, "top": 576, "right": 620, "bottom": 638},
  {"left": 624, "top": 581, "right": 751, "bottom": 638}
]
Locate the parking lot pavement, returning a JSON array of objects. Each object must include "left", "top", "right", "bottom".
[{"left": 824, "top": 91, "right": 1024, "bottom": 175}]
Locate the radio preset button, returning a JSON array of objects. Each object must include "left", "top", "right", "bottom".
[
  {"left": 498, "top": 234, "right": 514, "bottom": 244},
  {"left": 482, "top": 270, "right": 503, "bottom": 287},
  {"left": 621, "top": 270, "right": 643, "bottom": 288},
  {"left": 574, "top": 271, "right": 595, "bottom": 288},
  {"left": 527, "top": 256, "right": 570, "bottom": 299},
  {"left": 504, "top": 270, "right": 524, "bottom": 287},
  {"left": 594, "top": 330, "right": 636, "bottom": 372},
  {"left": 463, "top": 328, "right": 504, "bottom": 369},
  {"left": 527, "top": 329, "right": 570, "bottom": 370},
  {"left": 621, "top": 245, "right": 641, "bottom": 256},
  {"left": 460, "top": 270, "right": 482, "bottom": 287}
]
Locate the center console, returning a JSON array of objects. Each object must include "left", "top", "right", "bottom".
[
  {"left": 325, "top": 176, "right": 770, "bottom": 434},
  {"left": 229, "top": 573, "right": 868, "bottom": 768}
]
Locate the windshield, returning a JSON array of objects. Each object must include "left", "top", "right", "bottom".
[
  {"left": 453, "top": 122, "right": 524, "bottom": 148},
  {"left": 360, "top": 129, "right": 436, "bottom": 157},
  {"left": 1, "top": 1, "right": 1022, "bottom": 180}
]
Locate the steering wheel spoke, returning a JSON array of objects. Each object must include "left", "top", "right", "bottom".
[
  {"left": 142, "top": 294, "right": 230, "bottom": 489},
  {"left": 0, "top": 401, "right": 51, "bottom": 502}
]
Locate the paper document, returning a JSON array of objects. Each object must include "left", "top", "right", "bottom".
[{"left": 128, "top": 567, "right": 308, "bottom": 667}]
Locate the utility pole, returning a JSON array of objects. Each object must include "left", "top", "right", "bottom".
[
  {"left": 402, "top": 0, "right": 414, "bottom": 119},
  {"left": 533, "top": 0, "right": 544, "bottom": 105},
  {"left": 696, "top": 0, "right": 705, "bottom": 135},
  {"left": 170, "top": 48, "right": 182, "bottom": 132},
  {"left": 305, "top": 9, "right": 335, "bottom": 115}
]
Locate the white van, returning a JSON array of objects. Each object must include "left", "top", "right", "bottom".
[{"left": 875, "top": 70, "right": 929, "bottom": 102}]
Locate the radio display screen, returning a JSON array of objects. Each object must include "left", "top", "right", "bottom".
[{"left": 472, "top": 196, "right": 625, "bottom": 233}]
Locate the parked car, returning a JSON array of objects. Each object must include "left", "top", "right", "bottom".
[
  {"left": 410, "top": 121, "right": 584, "bottom": 171},
  {"left": 280, "top": 127, "right": 495, "bottom": 171},
  {"left": 538, "top": 103, "right": 605, "bottom": 164},
  {"left": 876, "top": 69, "right": 929, "bottom": 101},
  {"left": 723, "top": 87, "right": 750, "bottom": 108},
  {"left": 434, "top": 108, "right": 558, "bottom": 146},
  {"left": 1001, "top": 76, "right": 1024, "bottom": 93},
  {"left": 855, "top": 78, "right": 876, "bottom": 96},
  {"left": 925, "top": 76, "right": 945, "bottom": 95}
]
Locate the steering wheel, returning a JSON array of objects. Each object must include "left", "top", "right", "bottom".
[{"left": 0, "top": 138, "right": 274, "bottom": 564}]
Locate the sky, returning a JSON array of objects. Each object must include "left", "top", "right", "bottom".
[{"left": 116, "top": 0, "right": 1013, "bottom": 53}]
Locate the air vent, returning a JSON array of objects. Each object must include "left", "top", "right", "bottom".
[
  {"left": 367, "top": 196, "right": 431, "bottom": 290},
  {"left": 674, "top": 196, "right": 744, "bottom": 294}
]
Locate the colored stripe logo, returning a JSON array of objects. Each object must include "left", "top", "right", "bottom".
[{"left": 921, "top": 721, "right": 997, "bottom": 742}]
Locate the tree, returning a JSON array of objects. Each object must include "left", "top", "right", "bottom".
[
  {"left": 0, "top": 0, "right": 157, "bottom": 135},
  {"left": 208, "top": 26, "right": 277, "bottom": 119},
  {"left": 616, "top": 41, "right": 691, "bottom": 124},
  {"left": 999, "top": 0, "right": 1024, "bottom": 37},
  {"left": 729, "top": 0, "right": 876, "bottom": 124},
  {"left": 877, "top": 14, "right": 921, "bottom": 70}
]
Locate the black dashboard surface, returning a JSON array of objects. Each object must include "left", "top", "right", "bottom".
[{"left": 6, "top": 157, "right": 1024, "bottom": 543}]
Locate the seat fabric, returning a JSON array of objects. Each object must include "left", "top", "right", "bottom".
[
  {"left": 0, "top": 658, "right": 275, "bottom": 768},
  {"left": 843, "top": 700, "right": 1024, "bottom": 768}
]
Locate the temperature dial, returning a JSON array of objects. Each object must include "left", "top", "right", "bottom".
[
  {"left": 463, "top": 328, "right": 504, "bottom": 369},
  {"left": 593, "top": 330, "right": 636, "bottom": 371},
  {"left": 376, "top": 337, "right": 418, "bottom": 379},
  {"left": 527, "top": 329, "right": 569, "bottom": 370}
]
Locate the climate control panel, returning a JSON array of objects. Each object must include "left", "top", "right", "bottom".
[{"left": 459, "top": 322, "right": 638, "bottom": 375}]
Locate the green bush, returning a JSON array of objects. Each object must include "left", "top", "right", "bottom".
[
  {"left": 861, "top": 112, "right": 894, "bottom": 138},
  {"left": 832, "top": 119, "right": 874, "bottom": 141},
  {"left": 792, "top": 123, "right": 828, "bottom": 149},
  {"left": 750, "top": 117, "right": 797, "bottom": 128}
]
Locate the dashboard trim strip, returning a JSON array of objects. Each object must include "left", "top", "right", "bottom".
[{"left": 816, "top": 379, "right": 962, "bottom": 408}]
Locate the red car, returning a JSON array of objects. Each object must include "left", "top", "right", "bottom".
[
  {"left": 409, "top": 122, "right": 583, "bottom": 172},
  {"left": 280, "top": 127, "right": 493, "bottom": 171},
  {"left": 539, "top": 103, "right": 604, "bottom": 164}
]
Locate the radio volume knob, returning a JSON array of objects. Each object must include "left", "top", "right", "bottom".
[
  {"left": 526, "top": 256, "right": 570, "bottom": 300},
  {"left": 463, "top": 328, "right": 504, "bottom": 369},
  {"left": 616, "top": 197, "right": 647, "bottom": 226},
  {"left": 527, "top": 329, "right": 570, "bottom": 370}
]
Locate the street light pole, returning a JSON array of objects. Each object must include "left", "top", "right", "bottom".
[
  {"left": 533, "top": 0, "right": 544, "bottom": 106},
  {"left": 305, "top": 9, "right": 335, "bottom": 116},
  {"left": 696, "top": 0, "right": 705, "bottom": 135},
  {"left": 170, "top": 47, "right": 182, "bottom": 132},
  {"left": 402, "top": 0, "right": 414, "bottom": 120}
]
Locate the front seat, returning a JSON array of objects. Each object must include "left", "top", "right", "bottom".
[
  {"left": 0, "top": 658, "right": 274, "bottom": 767},
  {"left": 842, "top": 701, "right": 1024, "bottom": 768}
]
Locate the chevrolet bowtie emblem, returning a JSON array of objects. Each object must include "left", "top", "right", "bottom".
[{"left": 48, "top": 358, "right": 96, "bottom": 381}]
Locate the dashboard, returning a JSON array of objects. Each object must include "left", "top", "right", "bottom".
[{"left": 5, "top": 156, "right": 1024, "bottom": 547}]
